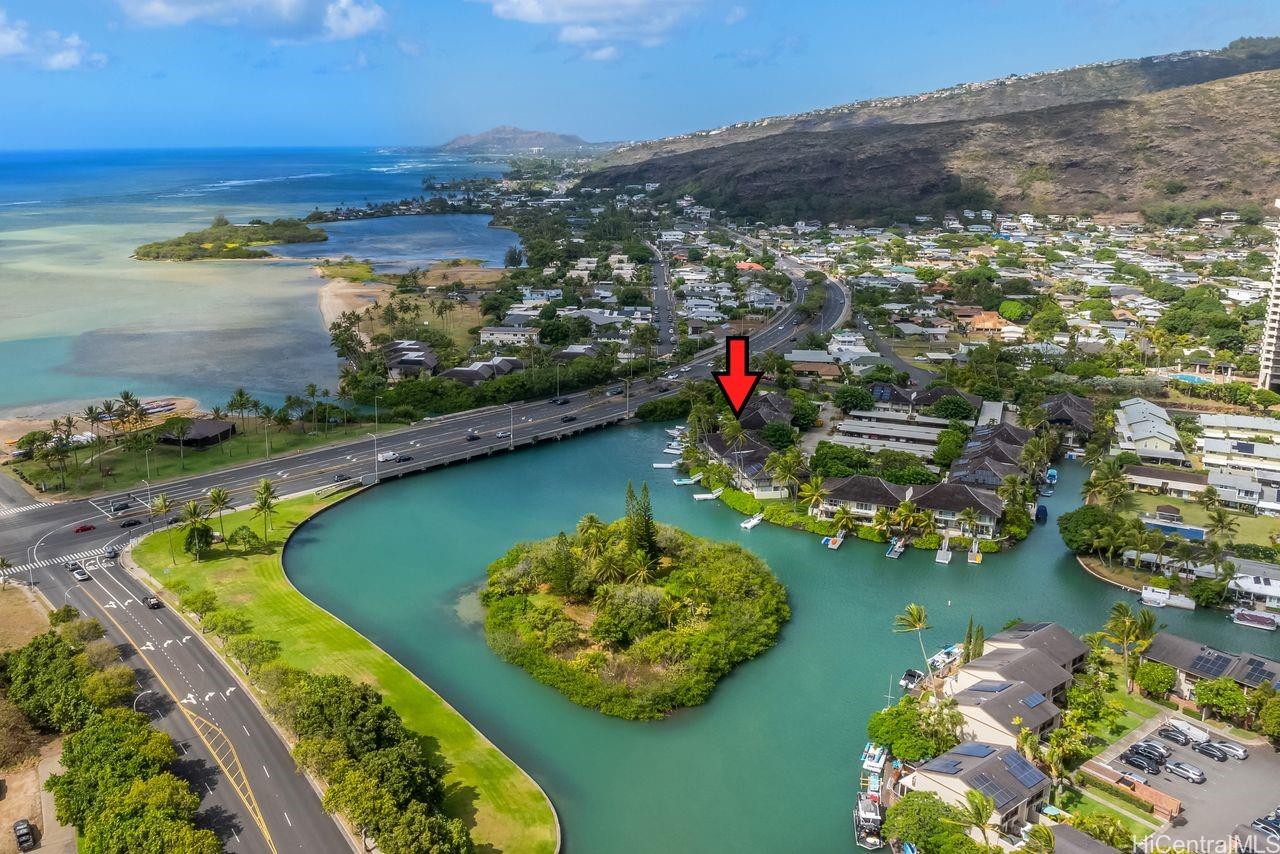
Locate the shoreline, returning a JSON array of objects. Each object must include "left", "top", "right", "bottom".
[
  {"left": 0, "top": 396, "right": 201, "bottom": 448},
  {"left": 316, "top": 271, "right": 393, "bottom": 328}
]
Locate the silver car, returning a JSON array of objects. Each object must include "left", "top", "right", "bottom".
[
  {"left": 1134, "top": 739, "right": 1172, "bottom": 760},
  {"left": 1212, "top": 740, "right": 1248, "bottom": 760},
  {"left": 1166, "top": 760, "right": 1206, "bottom": 784}
]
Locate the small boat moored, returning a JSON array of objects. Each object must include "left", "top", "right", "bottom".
[
  {"left": 821, "top": 531, "right": 845, "bottom": 550},
  {"left": 1045, "top": 467, "right": 1058, "bottom": 485},
  {"left": 1035, "top": 505, "right": 1048, "bottom": 524},
  {"left": 741, "top": 512, "right": 764, "bottom": 530},
  {"left": 898, "top": 668, "right": 925, "bottom": 691},
  {"left": 1231, "top": 608, "right": 1278, "bottom": 631},
  {"left": 885, "top": 537, "right": 906, "bottom": 559},
  {"left": 854, "top": 791, "right": 885, "bottom": 850}
]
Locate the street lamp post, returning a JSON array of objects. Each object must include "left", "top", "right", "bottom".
[
  {"left": 367, "top": 433, "right": 379, "bottom": 484},
  {"left": 133, "top": 689, "right": 154, "bottom": 713},
  {"left": 502, "top": 404, "right": 514, "bottom": 450}
]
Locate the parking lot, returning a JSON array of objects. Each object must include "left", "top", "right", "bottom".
[{"left": 1099, "top": 716, "right": 1280, "bottom": 848}]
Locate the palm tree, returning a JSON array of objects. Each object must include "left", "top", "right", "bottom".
[
  {"left": 944, "top": 789, "right": 997, "bottom": 848},
  {"left": 1105, "top": 602, "right": 1157, "bottom": 692},
  {"left": 100, "top": 399, "right": 119, "bottom": 443},
  {"left": 1206, "top": 508, "right": 1239, "bottom": 545},
  {"left": 1022, "top": 824, "right": 1056, "bottom": 854},
  {"left": 871, "top": 507, "right": 893, "bottom": 538},
  {"left": 1196, "top": 485, "right": 1221, "bottom": 512},
  {"left": 151, "top": 494, "right": 175, "bottom": 564},
  {"left": 207, "top": 487, "right": 232, "bottom": 551},
  {"left": 1091, "top": 525, "right": 1126, "bottom": 569},
  {"left": 796, "top": 475, "right": 828, "bottom": 515},
  {"left": 251, "top": 478, "right": 278, "bottom": 541},
  {"left": 257, "top": 404, "right": 276, "bottom": 456},
  {"left": 179, "top": 500, "right": 210, "bottom": 561},
  {"left": 893, "top": 603, "right": 935, "bottom": 693},
  {"left": 1016, "top": 726, "right": 1043, "bottom": 765},
  {"left": 957, "top": 507, "right": 981, "bottom": 538},
  {"left": 304, "top": 383, "right": 319, "bottom": 434},
  {"left": 763, "top": 448, "right": 802, "bottom": 499},
  {"left": 831, "top": 506, "right": 858, "bottom": 537}
]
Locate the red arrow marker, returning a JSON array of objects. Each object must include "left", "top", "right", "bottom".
[{"left": 713, "top": 336, "right": 763, "bottom": 418}]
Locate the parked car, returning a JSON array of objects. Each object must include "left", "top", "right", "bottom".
[
  {"left": 143, "top": 596, "right": 162, "bottom": 609},
  {"left": 1251, "top": 818, "right": 1280, "bottom": 838},
  {"left": 1156, "top": 726, "right": 1192, "bottom": 746},
  {"left": 1120, "top": 752, "right": 1161, "bottom": 775},
  {"left": 13, "top": 819, "right": 35, "bottom": 852},
  {"left": 74, "top": 524, "right": 96, "bottom": 533},
  {"left": 1165, "top": 760, "right": 1206, "bottom": 784},
  {"left": 72, "top": 569, "right": 90, "bottom": 582},
  {"left": 1117, "top": 769, "right": 1148, "bottom": 786},
  {"left": 1212, "top": 740, "right": 1248, "bottom": 760},
  {"left": 560, "top": 415, "right": 578, "bottom": 423},
  {"left": 1192, "top": 741, "right": 1230, "bottom": 763},
  {"left": 1166, "top": 718, "right": 1210, "bottom": 744},
  {"left": 1127, "top": 742, "right": 1167, "bottom": 765},
  {"left": 1134, "top": 739, "right": 1172, "bottom": 760},
  {"left": 120, "top": 518, "right": 142, "bottom": 528}
]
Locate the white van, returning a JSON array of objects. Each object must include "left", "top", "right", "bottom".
[
  {"left": 376, "top": 451, "right": 402, "bottom": 463},
  {"left": 1167, "top": 718, "right": 1210, "bottom": 744}
]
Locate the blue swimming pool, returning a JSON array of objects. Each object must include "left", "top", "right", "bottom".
[{"left": 1170, "top": 373, "right": 1212, "bottom": 385}]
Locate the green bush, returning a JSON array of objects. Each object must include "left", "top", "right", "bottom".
[
  {"left": 1081, "top": 781, "right": 1156, "bottom": 815},
  {"left": 1058, "top": 505, "right": 1112, "bottom": 553},
  {"left": 762, "top": 504, "right": 837, "bottom": 535},
  {"left": 912, "top": 533, "right": 942, "bottom": 550},
  {"left": 950, "top": 535, "right": 972, "bottom": 550},
  {"left": 719, "top": 488, "right": 763, "bottom": 516},
  {"left": 1181, "top": 708, "right": 1204, "bottom": 721},
  {"left": 977, "top": 540, "right": 1000, "bottom": 554},
  {"left": 857, "top": 525, "right": 888, "bottom": 543}
]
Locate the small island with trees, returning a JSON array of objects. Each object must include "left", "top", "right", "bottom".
[
  {"left": 480, "top": 483, "right": 790, "bottom": 720},
  {"left": 134, "top": 215, "right": 327, "bottom": 260}
]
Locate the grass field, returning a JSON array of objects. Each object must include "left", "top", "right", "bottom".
[
  {"left": 9, "top": 418, "right": 382, "bottom": 498},
  {"left": 131, "top": 495, "right": 559, "bottom": 853},
  {"left": 1058, "top": 786, "right": 1159, "bottom": 840},
  {"left": 1131, "top": 493, "right": 1277, "bottom": 547},
  {"left": 0, "top": 586, "right": 48, "bottom": 651}
]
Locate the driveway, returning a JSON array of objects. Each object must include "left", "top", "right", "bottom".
[
  {"left": 853, "top": 317, "right": 936, "bottom": 386},
  {"left": 1100, "top": 715, "right": 1278, "bottom": 849}
]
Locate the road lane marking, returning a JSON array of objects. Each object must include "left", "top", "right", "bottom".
[
  {"left": 283, "top": 812, "right": 292, "bottom": 828},
  {"left": 263, "top": 765, "right": 270, "bottom": 778}
]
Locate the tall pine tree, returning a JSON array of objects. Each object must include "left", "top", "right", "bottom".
[
  {"left": 637, "top": 483, "right": 658, "bottom": 561},
  {"left": 623, "top": 482, "right": 639, "bottom": 555}
]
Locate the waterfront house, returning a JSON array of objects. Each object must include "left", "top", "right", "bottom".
[
  {"left": 159, "top": 418, "right": 235, "bottom": 449},
  {"left": 811, "top": 477, "right": 1004, "bottom": 539},
  {"left": 1140, "top": 632, "right": 1280, "bottom": 701},
  {"left": 1113, "top": 398, "right": 1184, "bottom": 465},
  {"left": 897, "top": 742, "right": 1048, "bottom": 844},
  {"left": 986, "top": 622, "right": 1088, "bottom": 673},
  {"left": 1039, "top": 392, "right": 1094, "bottom": 444},
  {"left": 438, "top": 357, "right": 524, "bottom": 387},
  {"left": 1122, "top": 465, "right": 1208, "bottom": 499},
  {"left": 703, "top": 433, "right": 795, "bottom": 499},
  {"left": 738, "top": 392, "right": 793, "bottom": 432},
  {"left": 947, "top": 648, "right": 1073, "bottom": 706},
  {"left": 384, "top": 339, "right": 439, "bottom": 382},
  {"left": 952, "top": 679, "right": 1062, "bottom": 746}
]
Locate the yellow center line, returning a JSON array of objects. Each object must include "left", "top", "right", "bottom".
[{"left": 73, "top": 581, "right": 279, "bottom": 854}]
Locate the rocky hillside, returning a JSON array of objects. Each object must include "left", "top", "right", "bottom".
[
  {"left": 441, "top": 125, "right": 611, "bottom": 155},
  {"left": 582, "top": 68, "right": 1280, "bottom": 222},
  {"left": 596, "top": 37, "right": 1280, "bottom": 171}
]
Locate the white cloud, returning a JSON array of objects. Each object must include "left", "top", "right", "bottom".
[
  {"left": 0, "top": 9, "right": 106, "bottom": 69},
  {"left": 118, "top": 0, "right": 385, "bottom": 41},
  {"left": 725, "top": 4, "right": 746, "bottom": 25},
  {"left": 476, "top": 0, "right": 706, "bottom": 59}
]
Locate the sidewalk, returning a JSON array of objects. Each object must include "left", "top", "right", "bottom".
[{"left": 37, "top": 753, "right": 76, "bottom": 854}]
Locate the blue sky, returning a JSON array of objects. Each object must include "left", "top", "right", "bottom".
[{"left": 2, "top": 0, "right": 1279, "bottom": 149}]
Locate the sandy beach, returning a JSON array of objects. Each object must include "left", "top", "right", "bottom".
[
  {"left": 0, "top": 396, "right": 201, "bottom": 448},
  {"left": 317, "top": 273, "right": 392, "bottom": 328}
]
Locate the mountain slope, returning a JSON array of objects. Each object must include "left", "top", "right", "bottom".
[
  {"left": 441, "top": 126, "right": 608, "bottom": 155},
  {"left": 581, "top": 69, "right": 1280, "bottom": 222},
  {"left": 596, "top": 37, "right": 1280, "bottom": 170}
]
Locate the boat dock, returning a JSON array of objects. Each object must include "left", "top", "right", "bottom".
[
  {"left": 693, "top": 487, "right": 724, "bottom": 501},
  {"left": 885, "top": 537, "right": 905, "bottom": 559},
  {"left": 673, "top": 472, "right": 703, "bottom": 486},
  {"left": 652, "top": 461, "right": 677, "bottom": 469},
  {"left": 935, "top": 535, "right": 951, "bottom": 564},
  {"left": 821, "top": 531, "right": 845, "bottom": 550}
]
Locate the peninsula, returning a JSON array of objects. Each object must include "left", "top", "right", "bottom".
[
  {"left": 134, "top": 215, "right": 326, "bottom": 260},
  {"left": 481, "top": 484, "right": 790, "bottom": 720}
]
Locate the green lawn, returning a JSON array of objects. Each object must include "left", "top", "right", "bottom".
[
  {"left": 131, "top": 495, "right": 558, "bottom": 853},
  {"left": 1058, "top": 786, "right": 1158, "bottom": 841},
  {"left": 9, "top": 418, "right": 383, "bottom": 498},
  {"left": 1131, "top": 493, "right": 1277, "bottom": 547}
]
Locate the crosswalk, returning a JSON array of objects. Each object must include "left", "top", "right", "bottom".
[
  {"left": 0, "top": 501, "right": 54, "bottom": 519},
  {"left": 2, "top": 547, "right": 112, "bottom": 576}
]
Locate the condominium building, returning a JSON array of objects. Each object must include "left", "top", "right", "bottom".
[{"left": 1256, "top": 199, "right": 1280, "bottom": 389}]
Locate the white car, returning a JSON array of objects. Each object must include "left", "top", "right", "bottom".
[
  {"left": 680, "top": 366, "right": 693, "bottom": 373},
  {"left": 72, "top": 569, "right": 90, "bottom": 582},
  {"left": 664, "top": 373, "right": 679, "bottom": 380},
  {"left": 495, "top": 431, "right": 511, "bottom": 439},
  {"left": 1166, "top": 760, "right": 1206, "bottom": 784}
]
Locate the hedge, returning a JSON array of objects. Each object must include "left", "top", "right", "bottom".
[
  {"left": 950, "top": 535, "right": 972, "bottom": 550},
  {"left": 977, "top": 540, "right": 1000, "bottom": 554},
  {"left": 1081, "top": 780, "right": 1156, "bottom": 815},
  {"left": 856, "top": 525, "right": 888, "bottom": 543},
  {"left": 761, "top": 504, "right": 837, "bottom": 536},
  {"left": 912, "top": 533, "right": 942, "bottom": 550},
  {"left": 719, "top": 488, "right": 763, "bottom": 516}
]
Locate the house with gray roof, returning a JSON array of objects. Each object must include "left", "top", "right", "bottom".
[
  {"left": 952, "top": 679, "right": 1062, "bottom": 746},
  {"left": 948, "top": 647, "right": 1073, "bottom": 706},
  {"left": 1140, "top": 632, "right": 1280, "bottom": 701},
  {"left": 987, "top": 622, "right": 1088, "bottom": 673}
]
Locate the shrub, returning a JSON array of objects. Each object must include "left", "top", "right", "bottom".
[
  {"left": 1134, "top": 661, "right": 1176, "bottom": 697},
  {"left": 1082, "top": 780, "right": 1156, "bottom": 815},
  {"left": 911, "top": 533, "right": 942, "bottom": 550},
  {"left": 1058, "top": 505, "right": 1112, "bottom": 552},
  {"left": 977, "top": 540, "right": 1000, "bottom": 554},
  {"left": 857, "top": 525, "right": 888, "bottom": 543},
  {"left": 719, "top": 488, "right": 763, "bottom": 516},
  {"left": 950, "top": 535, "right": 972, "bottom": 551}
]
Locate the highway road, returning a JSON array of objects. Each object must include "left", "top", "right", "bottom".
[{"left": 0, "top": 248, "right": 846, "bottom": 853}]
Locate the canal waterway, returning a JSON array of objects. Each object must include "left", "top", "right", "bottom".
[{"left": 284, "top": 423, "right": 1278, "bottom": 852}]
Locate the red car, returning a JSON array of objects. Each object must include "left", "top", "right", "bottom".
[{"left": 73, "top": 524, "right": 96, "bottom": 533}]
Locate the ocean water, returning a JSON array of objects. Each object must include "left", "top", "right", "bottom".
[{"left": 0, "top": 148, "right": 517, "bottom": 419}]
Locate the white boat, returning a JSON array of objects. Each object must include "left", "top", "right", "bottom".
[
  {"left": 898, "top": 668, "right": 925, "bottom": 690},
  {"left": 860, "top": 742, "right": 887, "bottom": 774},
  {"left": 693, "top": 488, "right": 724, "bottom": 501},
  {"left": 885, "top": 537, "right": 905, "bottom": 559},
  {"left": 822, "top": 532, "right": 845, "bottom": 550},
  {"left": 652, "top": 462, "right": 677, "bottom": 469},
  {"left": 854, "top": 792, "right": 885, "bottom": 850},
  {"left": 1231, "top": 608, "right": 1278, "bottom": 631},
  {"left": 662, "top": 447, "right": 683, "bottom": 455},
  {"left": 665, "top": 427, "right": 687, "bottom": 438},
  {"left": 1140, "top": 585, "right": 1194, "bottom": 610},
  {"left": 741, "top": 512, "right": 764, "bottom": 530}
]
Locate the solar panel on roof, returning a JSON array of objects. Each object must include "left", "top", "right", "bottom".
[
  {"left": 1000, "top": 752, "right": 1048, "bottom": 789},
  {"left": 1021, "top": 691, "right": 1048, "bottom": 709},
  {"left": 1242, "top": 657, "right": 1278, "bottom": 686},
  {"left": 952, "top": 743, "right": 996, "bottom": 758},
  {"left": 970, "top": 681, "right": 1013, "bottom": 693},
  {"left": 971, "top": 772, "right": 1016, "bottom": 809},
  {"left": 1191, "top": 650, "right": 1232, "bottom": 678},
  {"left": 922, "top": 758, "right": 962, "bottom": 775},
  {"left": 1025, "top": 622, "right": 1051, "bottom": 631}
]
